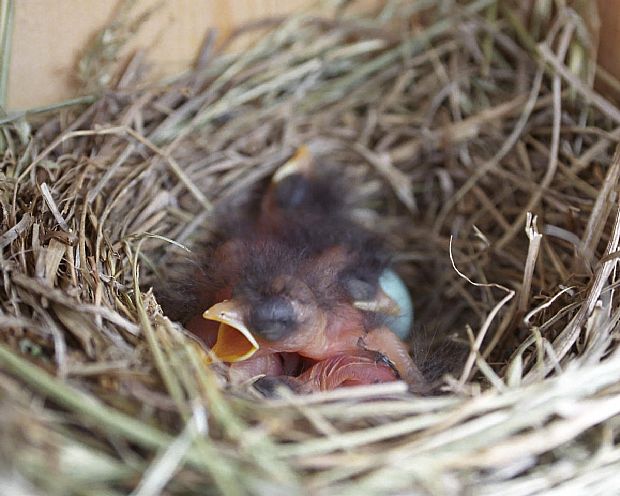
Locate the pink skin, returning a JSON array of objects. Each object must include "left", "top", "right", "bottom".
[
  {"left": 228, "top": 352, "right": 303, "bottom": 383},
  {"left": 228, "top": 354, "right": 284, "bottom": 383},
  {"left": 228, "top": 351, "right": 397, "bottom": 392},
  {"left": 363, "top": 327, "right": 429, "bottom": 393},
  {"left": 188, "top": 307, "right": 427, "bottom": 392},
  {"left": 296, "top": 352, "right": 398, "bottom": 392},
  {"left": 255, "top": 309, "right": 427, "bottom": 391}
]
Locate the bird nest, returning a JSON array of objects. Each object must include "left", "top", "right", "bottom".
[{"left": 2, "top": 0, "right": 620, "bottom": 494}]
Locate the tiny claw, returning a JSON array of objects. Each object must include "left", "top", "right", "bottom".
[
  {"left": 372, "top": 351, "right": 401, "bottom": 379},
  {"left": 362, "top": 327, "right": 429, "bottom": 392}
]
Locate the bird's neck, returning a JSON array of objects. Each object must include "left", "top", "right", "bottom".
[{"left": 297, "top": 304, "right": 366, "bottom": 360}]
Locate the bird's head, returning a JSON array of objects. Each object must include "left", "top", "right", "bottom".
[
  {"left": 201, "top": 268, "right": 329, "bottom": 362},
  {"left": 199, "top": 243, "right": 403, "bottom": 364},
  {"left": 190, "top": 146, "right": 411, "bottom": 365}
]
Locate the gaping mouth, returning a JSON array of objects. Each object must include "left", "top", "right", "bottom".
[{"left": 202, "top": 301, "right": 259, "bottom": 362}]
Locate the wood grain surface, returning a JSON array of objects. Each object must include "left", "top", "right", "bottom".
[
  {"left": 6, "top": 0, "right": 312, "bottom": 109},
  {"left": 597, "top": 0, "right": 620, "bottom": 89},
  {"left": 6, "top": 1, "right": 620, "bottom": 110}
]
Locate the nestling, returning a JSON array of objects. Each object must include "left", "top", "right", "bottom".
[{"left": 160, "top": 147, "right": 428, "bottom": 394}]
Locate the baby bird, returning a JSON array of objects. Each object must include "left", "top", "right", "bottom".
[{"left": 160, "top": 147, "right": 427, "bottom": 394}]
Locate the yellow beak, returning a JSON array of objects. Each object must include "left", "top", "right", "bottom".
[
  {"left": 272, "top": 145, "right": 313, "bottom": 183},
  {"left": 202, "top": 300, "right": 259, "bottom": 362}
]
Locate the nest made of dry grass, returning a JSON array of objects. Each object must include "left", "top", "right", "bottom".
[{"left": 2, "top": 1, "right": 620, "bottom": 494}]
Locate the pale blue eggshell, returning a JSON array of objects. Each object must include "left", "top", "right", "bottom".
[{"left": 379, "top": 268, "right": 413, "bottom": 340}]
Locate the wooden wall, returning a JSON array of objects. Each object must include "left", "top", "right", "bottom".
[
  {"left": 7, "top": 0, "right": 312, "bottom": 109},
  {"left": 6, "top": 0, "right": 620, "bottom": 110},
  {"left": 597, "top": 0, "right": 620, "bottom": 88}
]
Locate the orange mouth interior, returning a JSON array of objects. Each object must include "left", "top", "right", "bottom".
[
  {"left": 210, "top": 323, "right": 259, "bottom": 362},
  {"left": 202, "top": 301, "right": 260, "bottom": 363}
]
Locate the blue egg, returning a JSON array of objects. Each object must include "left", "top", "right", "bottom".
[{"left": 379, "top": 268, "right": 413, "bottom": 340}]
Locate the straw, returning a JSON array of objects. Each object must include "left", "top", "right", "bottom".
[{"left": 2, "top": 1, "right": 620, "bottom": 494}]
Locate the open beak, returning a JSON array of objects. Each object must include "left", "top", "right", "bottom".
[
  {"left": 202, "top": 300, "right": 259, "bottom": 362},
  {"left": 353, "top": 288, "right": 401, "bottom": 316}
]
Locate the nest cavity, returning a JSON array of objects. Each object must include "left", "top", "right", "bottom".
[{"left": 1, "top": 1, "right": 620, "bottom": 494}]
